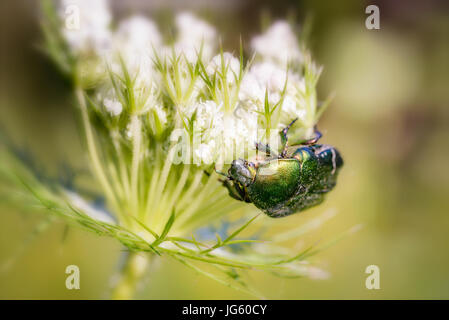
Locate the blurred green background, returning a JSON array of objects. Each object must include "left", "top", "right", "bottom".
[{"left": 1, "top": 0, "right": 449, "bottom": 299}]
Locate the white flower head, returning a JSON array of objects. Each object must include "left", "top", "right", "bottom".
[
  {"left": 195, "top": 142, "right": 216, "bottom": 165},
  {"left": 152, "top": 104, "right": 168, "bottom": 126},
  {"left": 184, "top": 99, "right": 261, "bottom": 164},
  {"left": 174, "top": 12, "right": 217, "bottom": 62},
  {"left": 207, "top": 53, "right": 241, "bottom": 84},
  {"left": 103, "top": 97, "right": 123, "bottom": 116},
  {"left": 220, "top": 109, "right": 259, "bottom": 162},
  {"left": 251, "top": 20, "right": 302, "bottom": 66},
  {"left": 59, "top": 0, "right": 112, "bottom": 56},
  {"left": 239, "top": 61, "right": 313, "bottom": 130},
  {"left": 187, "top": 100, "right": 223, "bottom": 131},
  {"left": 106, "top": 15, "right": 162, "bottom": 113},
  {"left": 113, "top": 15, "right": 162, "bottom": 72},
  {"left": 239, "top": 62, "right": 288, "bottom": 103}
]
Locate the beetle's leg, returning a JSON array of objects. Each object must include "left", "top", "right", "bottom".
[
  {"left": 221, "top": 179, "right": 248, "bottom": 202},
  {"left": 234, "top": 182, "right": 251, "bottom": 203},
  {"left": 255, "top": 142, "right": 278, "bottom": 158},
  {"left": 302, "top": 126, "right": 322, "bottom": 145},
  {"left": 280, "top": 118, "right": 298, "bottom": 158},
  {"left": 214, "top": 167, "right": 249, "bottom": 202},
  {"left": 285, "top": 126, "right": 323, "bottom": 147}
]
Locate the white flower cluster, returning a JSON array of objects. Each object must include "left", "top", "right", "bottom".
[
  {"left": 58, "top": 0, "right": 322, "bottom": 165},
  {"left": 59, "top": 0, "right": 112, "bottom": 55},
  {"left": 29, "top": 1, "right": 338, "bottom": 295},
  {"left": 251, "top": 20, "right": 303, "bottom": 65},
  {"left": 174, "top": 12, "right": 217, "bottom": 63}
]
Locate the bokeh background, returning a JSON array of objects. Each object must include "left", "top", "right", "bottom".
[{"left": 1, "top": 0, "right": 449, "bottom": 299}]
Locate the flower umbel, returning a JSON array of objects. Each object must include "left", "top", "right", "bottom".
[{"left": 0, "top": 0, "right": 348, "bottom": 299}]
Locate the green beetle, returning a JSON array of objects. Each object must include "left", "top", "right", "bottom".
[{"left": 217, "top": 119, "right": 343, "bottom": 217}]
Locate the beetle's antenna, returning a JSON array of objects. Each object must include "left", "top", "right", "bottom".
[
  {"left": 214, "top": 166, "right": 229, "bottom": 178},
  {"left": 281, "top": 118, "right": 298, "bottom": 141},
  {"left": 203, "top": 170, "right": 211, "bottom": 177}
]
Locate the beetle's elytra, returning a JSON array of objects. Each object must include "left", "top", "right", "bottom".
[{"left": 218, "top": 119, "right": 343, "bottom": 218}]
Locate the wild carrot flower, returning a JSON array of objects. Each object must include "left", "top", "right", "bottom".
[
  {"left": 58, "top": 0, "right": 112, "bottom": 56},
  {"left": 251, "top": 20, "right": 303, "bottom": 66},
  {"left": 0, "top": 0, "right": 350, "bottom": 299}
]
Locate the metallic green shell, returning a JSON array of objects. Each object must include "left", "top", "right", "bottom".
[
  {"left": 247, "top": 144, "right": 343, "bottom": 217},
  {"left": 247, "top": 159, "right": 301, "bottom": 215}
]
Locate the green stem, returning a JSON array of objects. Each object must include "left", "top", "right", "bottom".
[
  {"left": 130, "top": 114, "right": 142, "bottom": 217},
  {"left": 75, "top": 87, "right": 123, "bottom": 219},
  {"left": 111, "top": 252, "right": 152, "bottom": 300},
  {"left": 265, "top": 114, "right": 271, "bottom": 143},
  {"left": 112, "top": 133, "right": 131, "bottom": 201}
]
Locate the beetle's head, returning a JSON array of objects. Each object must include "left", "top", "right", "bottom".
[{"left": 228, "top": 159, "right": 256, "bottom": 187}]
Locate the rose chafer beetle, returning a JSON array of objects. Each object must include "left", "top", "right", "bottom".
[{"left": 217, "top": 119, "right": 343, "bottom": 218}]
